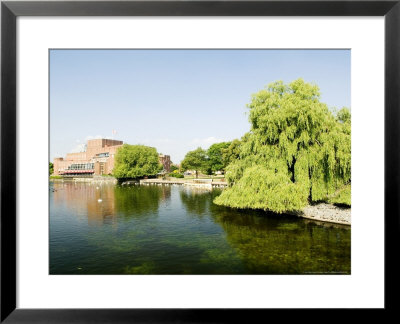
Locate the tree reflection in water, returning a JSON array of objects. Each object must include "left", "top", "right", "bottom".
[
  {"left": 179, "top": 188, "right": 350, "bottom": 274},
  {"left": 208, "top": 195, "right": 350, "bottom": 274},
  {"left": 114, "top": 184, "right": 170, "bottom": 219},
  {"left": 179, "top": 187, "right": 212, "bottom": 216}
]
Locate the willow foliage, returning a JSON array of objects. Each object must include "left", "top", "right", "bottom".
[{"left": 214, "top": 79, "right": 351, "bottom": 213}]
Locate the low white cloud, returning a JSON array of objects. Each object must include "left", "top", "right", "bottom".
[
  {"left": 84, "top": 134, "right": 104, "bottom": 142},
  {"left": 190, "top": 136, "right": 224, "bottom": 148},
  {"left": 69, "top": 135, "right": 106, "bottom": 152},
  {"left": 70, "top": 143, "right": 86, "bottom": 153}
]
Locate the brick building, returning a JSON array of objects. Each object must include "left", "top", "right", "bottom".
[
  {"left": 53, "top": 139, "right": 123, "bottom": 176},
  {"left": 53, "top": 139, "right": 171, "bottom": 176},
  {"left": 158, "top": 154, "right": 171, "bottom": 172}
]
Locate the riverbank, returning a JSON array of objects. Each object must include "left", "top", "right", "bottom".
[
  {"left": 49, "top": 176, "right": 117, "bottom": 184},
  {"left": 139, "top": 178, "right": 228, "bottom": 188},
  {"left": 293, "top": 203, "right": 351, "bottom": 226},
  {"left": 49, "top": 176, "right": 350, "bottom": 225}
]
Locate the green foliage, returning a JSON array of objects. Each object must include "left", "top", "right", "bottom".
[
  {"left": 336, "top": 107, "right": 351, "bottom": 124},
  {"left": 221, "top": 139, "right": 242, "bottom": 167},
  {"left": 207, "top": 142, "right": 231, "bottom": 172},
  {"left": 113, "top": 144, "right": 163, "bottom": 179},
  {"left": 215, "top": 166, "right": 308, "bottom": 213},
  {"left": 214, "top": 79, "right": 351, "bottom": 213},
  {"left": 328, "top": 185, "right": 351, "bottom": 206},
  {"left": 170, "top": 164, "right": 179, "bottom": 172},
  {"left": 181, "top": 147, "right": 209, "bottom": 178},
  {"left": 169, "top": 171, "right": 184, "bottom": 178},
  {"left": 49, "top": 162, "right": 54, "bottom": 175}
]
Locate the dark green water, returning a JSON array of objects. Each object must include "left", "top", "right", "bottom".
[{"left": 49, "top": 181, "right": 350, "bottom": 274}]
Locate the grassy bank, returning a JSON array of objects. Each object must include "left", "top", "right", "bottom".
[{"left": 49, "top": 175, "right": 63, "bottom": 179}]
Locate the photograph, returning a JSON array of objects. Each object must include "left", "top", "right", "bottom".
[
  {"left": 49, "top": 49, "right": 351, "bottom": 275},
  {"left": 2, "top": 0, "right": 396, "bottom": 320}
]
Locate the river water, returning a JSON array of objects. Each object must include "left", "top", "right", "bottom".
[{"left": 50, "top": 181, "right": 350, "bottom": 274}]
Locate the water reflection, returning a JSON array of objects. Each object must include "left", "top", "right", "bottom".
[
  {"left": 50, "top": 181, "right": 350, "bottom": 274},
  {"left": 179, "top": 187, "right": 213, "bottom": 216},
  {"left": 114, "top": 184, "right": 170, "bottom": 219},
  {"left": 212, "top": 210, "right": 350, "bottom": 274},
  {"left": 52, "top": 182, "right": 117, "bottom": 226},
  {"left": 52, "top": 182, "right": 172, "bottom": 225},
  {"left": 183, "top": 189, "right": 350, "bottom": 274}
]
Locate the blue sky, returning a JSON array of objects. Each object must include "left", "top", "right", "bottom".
[{"left": 50, "top": 49, "right": 350, "bottom": 163}]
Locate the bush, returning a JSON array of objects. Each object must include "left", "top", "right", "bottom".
[{"left": 169, "top": 172, "right": 184, "bottom": 178}]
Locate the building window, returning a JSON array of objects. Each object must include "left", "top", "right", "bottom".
[{"left": 67, "top": 163, "right": 94, "bottom": 170}]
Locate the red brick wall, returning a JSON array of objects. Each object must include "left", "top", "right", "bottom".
[
  {"left": 54, "top": 139, "right": 123, "bottom": 175},
  {"left": 159, "top": 155, "right": 171, "bottom": 172}
]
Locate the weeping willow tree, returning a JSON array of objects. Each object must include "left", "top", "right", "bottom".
[{"left": 214, "top": 79, "right": 351, "bottom": 213}]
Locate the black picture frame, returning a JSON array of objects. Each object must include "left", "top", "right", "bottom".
[{"left": 1, "top": 0, "right": 399, "bottom": 322}]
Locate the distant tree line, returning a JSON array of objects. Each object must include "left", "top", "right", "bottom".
[{"left": 180, "top": 140, "right": 241, "bottom": 178}]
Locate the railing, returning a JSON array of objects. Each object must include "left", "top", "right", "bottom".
[
  {"left": 60, "top": 169, "right": 94, "bottom": 174},
  {"left": 192, "top": 179, "right": 212, "bottom": 184}
]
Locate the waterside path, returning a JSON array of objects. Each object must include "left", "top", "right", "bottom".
[{"left": 139, "top": 178, "right": 228, "bottom": 188}]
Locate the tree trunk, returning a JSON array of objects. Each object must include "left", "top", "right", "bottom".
[
  {"left": 308, "top": 167, "right": 313, "bottom": 202},
  {"left": 288, "top": 156, "right": 296, "bottom": 183}
]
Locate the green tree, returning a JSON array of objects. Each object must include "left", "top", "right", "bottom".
[
  {"left": 336, "top": 107, "right": 351, "bottom": 124},
  {"left": 221, "top": 139, "right": 242, "bottom": 167},
  {"left": 207, "top": 142, "right": 231, "bottom": 173},
  {"left": 49, "top": 162, "right": 54, "bottom": 175},
  {"left": 181, "top": 147, "right": 208, "bottom": 178},
  {"left": 113, "top": 144, "right": 163, "bottom": 179},
  {"left": 170, "top": 164, "right": 179, "bottom": 172},
  {"left": 214, "top": 79, "right": 351, "bottom": 213}
]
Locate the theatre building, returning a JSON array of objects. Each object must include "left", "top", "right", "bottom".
[
  {"left": 53, "top": 139, "right": 171, "bottom": 176},
  {"left": 53, "top": 139, "right": 123, "bottom": 176}
]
